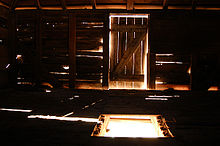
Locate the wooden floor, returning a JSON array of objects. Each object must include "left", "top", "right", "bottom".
[{"left": 0, "top": 88, "right": 219, "bottom": 145}]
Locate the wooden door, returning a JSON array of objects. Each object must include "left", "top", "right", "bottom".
[{"left": 109, "top": 14, "right": 149, "bottom": 89}]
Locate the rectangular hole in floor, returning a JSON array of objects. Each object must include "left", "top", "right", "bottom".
[{"left": 91, "top": 114, "right": 174, "bottom": 138}]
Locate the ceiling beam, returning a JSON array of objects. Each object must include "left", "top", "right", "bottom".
[
  {"left": 10, "top": 0, "right": 18, "bottom": 10},
  {"left": 15, "top": 7, "right": 38, "bottom": 10},
  {"left": 127, "top": 0, "right": 134, "bottom": 10},
  {"left": 59, "top": 0, "right": 66, "bottom": 10},
  {"left": 96, "top": 5, "right": 126, "bottom": 9},
  {"left": 36, "top": 0, "right": 41, "bottom": 9},
  {"left": 134, "top": 5, "right": 163, "bottom": 9},
  {"left": 14, "top": 5, "right": 220, "bottom": 11},
  {"left": 66, "top": 5, "right": 92, "bottom": 9},
  {"left": 41, "top": 6, "right": 63, "bottom": 10},
  {"left": 91, "top": 0, "right": 96, "bottom": 9},
  {"left": 196, "top": 7, "right": 220, "bottom": 10}
]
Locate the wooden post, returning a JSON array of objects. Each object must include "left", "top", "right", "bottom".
[
  {"left": 147, "top": 15, "right": 155, "bottom": 90},
  {"left": 34, "top": 11, "right": 42, "bottom": 86},
  {"left": 69, "top": 13, "right": 76, "bottom": 88},
  {"left": 8, "top": 10, "right": 17, "bottom": 86},
  {"left": 149, "top": 53, "right": 156, "bottom": 89},
  {"left": 102, "top": 14, "right": 109, "bottom": 89},
  {"left": 60, "top": 0, "right": 67, "bottom": 10},
  {"left": 36, "top": 0, "right": 41, "bottom": 9},
  {"left": 127, "top": 0, "right": 134, "bottom": 10},
  {"left": 163, "top": 0, "right": 168, "bottom": 10},
  {"left": 92, "top": 0, "right": 96, "bottom": 9},
  {"left": 190, "top": 52, "right": 197, "bottom": 90},
  {"left": 10, "top": 0, "right": 18, "bottom": 10}
]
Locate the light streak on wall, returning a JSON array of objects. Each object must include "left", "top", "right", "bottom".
[
  {"left": 17, "top": 82, "right": 32, "bottom": 85},
  {"left": 0, "top": 108, "right": 32, "bottom": 113},
  {"left": 208, "top": 86, "right": 218, "bottom": 91},
  {"left": 155, "top": 81, "right": 165, "bottom": 85},
  {"left": 28, "top": 115, "right": 99, "bottom": 123},
  {"left": 49, "top": 72, "right": 69, "bottom": 75},
  {"left": 45, "top": 89, "right": 51, "bottom": 93},
  {"left": 187, "top": 66, "right": 191, "bottom": 74},
  {"left": 76, "top": 55, "right": 103, "bottom": 59},
  {"left": 156, "top": 54, "right": 174, "bottom": 56},
  {"left": 117, "top": 31, "right": 120, "bottom": 63},
  {"left": 147, "top": 95, "right": 180, "bottom": 98},
  {"left": 143, "top": 24, "right": 149, "bottom": 89},
  {"left": 145, "top": 98, "right": 168, "bottom": 101},
  {"left": 132, "top": 53, "right": 135, "bottom": 75},
  {"left": 62, "top": 65, "right": 69, "bottom": 70},
  {"left": 63, "top": 112, "right": 74, "bottom": 117},
  {"left": 140, "top": 41, "right": 143, "bottom": 73},
  {"left": 156, "top": 61, "right": 183, "bottom": 64},
  {"left": 100, "top": 38, "right": 103, "bottom": 43},
  {"left": 16, "top": 55, "right": 22, "bottom": 59},
  {"left": 5, "top": 64, "right": 10, "bottom": 69},
  {"left": 125, "top": 32, "right": 128, "bottom": 51}
]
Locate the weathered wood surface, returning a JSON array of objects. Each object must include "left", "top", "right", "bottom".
[
  {"left": 109, "top": 16, "right": 148, "bottom": 89},
  {"left": 113, "top": 32, "right": 146, "bottom": 75},
  {"left": 74, "top": 13, "right": 106, "bottom": 89},
  {"left": 0, "top": 6, "right": 8, "bottom": 19},
  {"left": 13, "top": 10, "right": 220, "bottom": 90},
  {"left": 68, "top": 13, "right": 76, "bottom": 88},
  {"left": 102, "top": 14, "right": 109, "bottom": 88}
]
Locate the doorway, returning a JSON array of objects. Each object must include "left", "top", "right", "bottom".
[{"left": 109, "top": 14, "right": 149, "bottom": 89}]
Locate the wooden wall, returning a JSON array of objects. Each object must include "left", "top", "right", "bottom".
[
  {"left": 10, "top": 9, "right": 220, "bottom": 90},
  {"left": 40, "top": 12, "right": 69, "bottom": 88},
  {"left": 150, "top": 10, "right": 220, "bottom": 53},
  {"left": 0, "top": 6, "right": 9, "bottom": 88},
  {"left": 75, "top": 12, "right": 107, "bottom": 89},
  {"left": 150, "top": 10, "right": 220, "bottom": 90},
  {"left": 15, "top": 12, "right": 36, "bottom": 86},
  {"left": 14, "top": 11, "right": 108, "bottom": 89}
]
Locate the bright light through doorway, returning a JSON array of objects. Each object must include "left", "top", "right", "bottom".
[{"left": 109, "top": 14, "right": 149, "bottom": 90}]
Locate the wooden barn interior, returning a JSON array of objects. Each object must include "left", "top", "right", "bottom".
[{"left": 0, "top": 0, "right": 220, "bottom": 145}]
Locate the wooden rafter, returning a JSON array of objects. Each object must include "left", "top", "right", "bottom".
[
  {"left": 0, "top": 1, "right": 9, "bottom": 8},
  {"left": 163, "top": 0, "right": 168, "bottom": 9},
  {"left": 2, "top": 1, "right": 220, "bottom": 11},
  {"left": 113, "top": 32, "right": 146, "bottom": 75},
  {"left": 102, "top": 13, "right": 109, "bottom": 88},
  {"left": 59, "top": 0, "right": 66, "bottom": 10},
  {"left": 127, "top": 0, "right": 134, "bottom": 10},
  {"left": 192, "top": 0, "right": 197, "bottom": 10},
  {"left": 10, "top": 0, "right": 18, "bottom": 10},
  {"left": 36, "top": 0, "right": 41, "bottom": 9},
  {"left": 91, "top": 0, "right": 96, "bottom": 9}
]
